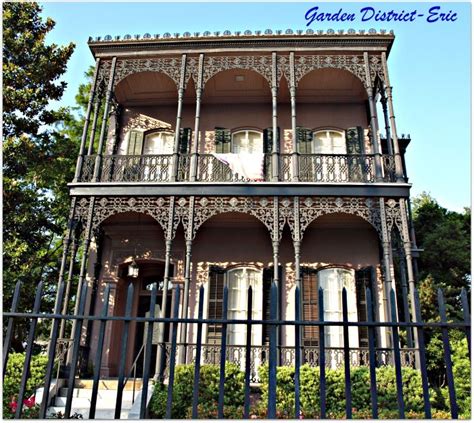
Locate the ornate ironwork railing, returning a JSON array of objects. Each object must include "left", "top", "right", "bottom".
[
  {"left": 100, "top": 155, "right": 173, "bottom": 182},
  {"left": 381, "top": 154, "right": 397, "bottom": 182},
  {"left": 78, "top": 155, "right": 96, "bottom": 182},
  {"left": 299, "top": 154, "right": 376, "bottom": 183},
  {"left": 177, "top": 154, "right": 191, "bottom": 181},
  {"left": 77, "top": 153, "right": 401, "bottom": 184},
  {"left": 163, "top": 343, "right": 417, "bottom": 383},
  {"left": 280, "top": 154, "right": 292, "bottom": 181}
]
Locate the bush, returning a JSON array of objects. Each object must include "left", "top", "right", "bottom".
[
  {"left": 149, "top": 362, "right": 245, "bottom": 419},
  {"left": 452, "top": 338, "right": 471, "bottom": 418},
  {"left": 431, "top": 338, "right": 472, "bottom": 419},
  {"left": 3, "top": 353, "right": 48, "bottom": 419},
  {"left": 258, "top": 364, "right": 425, "bottom": 418}
]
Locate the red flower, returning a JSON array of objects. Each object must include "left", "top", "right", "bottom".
[
  {"left": 23, "top": 395, "right": 35, "bottom": 408},
  {"left": 9, "top": 396, "right": 18, "bottom": 413}
]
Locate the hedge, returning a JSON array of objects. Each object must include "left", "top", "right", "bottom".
[
  {"left": 3, "top": 353, "right": 48, "bottom": 419},
  {"left": 149, "top": 362, "right": 245, "bottom": 419}
]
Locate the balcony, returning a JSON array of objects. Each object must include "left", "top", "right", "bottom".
[{"left": 77, "top": 153, "right": 398, "bottom": 183}]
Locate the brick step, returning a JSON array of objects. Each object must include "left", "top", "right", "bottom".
[
  {"left": 54, "top": 396, "right": 133, "bottom": 408},
  {"left": 58, "top": 387, "right": 138, "bottom": 400},
  {"left": 73, "top": 379, "right": 143, "bottom": 390}
]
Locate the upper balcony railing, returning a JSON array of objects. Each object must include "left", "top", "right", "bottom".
[{"left": 78, "top": 153, "right": 399, "bottom": 183}]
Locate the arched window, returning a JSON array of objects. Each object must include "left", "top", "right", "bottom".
[
  {"left": 231, "top": 130, "right": 263, "bottom": 154},
  {"left": 207, "top": 266, "right": 265, "bottom": 346},
  {"left": 126, "top": 129, "right": 175, "bottom": 155},
  {"left": 313, "top": 130, "right": 346, "bottom": 155},
  {"left": 227, "top": 267, "right": 263, "bottom": 345},
  {"left": 143, "top": 130, "right": 174, "bottom": 154},
  {"left": 302, "top": 267, "right": 359, "bottom": 349}
]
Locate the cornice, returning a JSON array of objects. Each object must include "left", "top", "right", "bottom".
[{"left": 88, "top": 30, "right": 395, "bottom": 58}]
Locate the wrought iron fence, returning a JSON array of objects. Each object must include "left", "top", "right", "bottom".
[
  {"left": 3, "top": 280, "right": 470, "bottom": 419},
  {"left": 77, "top": 153, "right": 400, "bottom": 183},
  {"left": 162, "top": 343, "right": 417, "bottom": 383}
]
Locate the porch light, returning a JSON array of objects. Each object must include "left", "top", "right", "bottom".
[{"left": 127, "top": 259, "right": 139, "bottom": 278}]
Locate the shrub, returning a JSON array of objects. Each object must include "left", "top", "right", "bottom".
[
  {"left": 149, "top": 362, "right": 245, "bottom": 419},
  {"left": 3, "top": 353, "right": 48, "bottom": 419},
  {"left": 258, "top": 364, "right": 425, "bottom": 418},
  {"left": 452, "top": 338, "right": 471, "bottom": 418}
]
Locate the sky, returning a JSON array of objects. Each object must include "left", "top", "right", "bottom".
[{"left": 40, "top": 2, "right": 471, "bottom": 212}]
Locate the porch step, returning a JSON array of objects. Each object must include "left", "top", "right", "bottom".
[
  {"left": 47, "top": 406, "right": 130, "bottom": 419},
  {"left": 46, "top": 379, "right": 141, "bottom": 419},
  {"left": 54, "top": 393, "right": 134, "bottom": 407},
  {"left": 73, "top": 379, "right": 143, "bottom": 390},
  {"left": 58, "top": 387, "right": 137, "bottom": 399}
]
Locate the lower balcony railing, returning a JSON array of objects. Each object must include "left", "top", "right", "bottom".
[
  {"left": 163, "top": 343, "right": 417, "bottom": 383},
  {"left": 78, "top": 154, "right": 400, "bottom": 183}
]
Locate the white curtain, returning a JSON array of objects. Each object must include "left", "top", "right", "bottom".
[
  {"left": 318, "top": 268, "right": 359, "bottom": 349},
  {"left": 231, "top": 131, "right": 263, "bottom": 154},
  {"left": 143, "top": 132, "right": 174, "bottom": 154},
  {"left": 227, "top": 268, "right": 263, "bottom": 346}
]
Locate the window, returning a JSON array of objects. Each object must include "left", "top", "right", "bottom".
[
  {"left": 231, "top": 130, "right": 263, "bottom": 154},
  {"left": 207, "top": 266, "right": 267, "bottom": 346},
  {"left": 126, "top": 130, "right": 174, "bottom": 155},
  {"left": 313, "top": 130, "right": 346, "bottom": 155},
  {"left": 227, "top": 267, "right": 263, "bottom": 345},
  {"left": 302, "top": 267, "right": 359, "bottom": 349},
  {"left": 318, "top": 268, "right": 358, "bottom": 349},
  {"left": 214, "top": 128, "right": 263, "bottom": 154},
  {"left": 143, "top": 131, "right": 174, "bottom": 154}
]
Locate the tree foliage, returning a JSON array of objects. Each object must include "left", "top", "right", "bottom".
[
  {"left": 412, "top": 192, "right": 471, "bottom": 389},
  {"left": 3, "top": 2, "right": 75, "bottom": 348},
  {"left": 413, "top": 192, "right": 471, "bottom": 319}
]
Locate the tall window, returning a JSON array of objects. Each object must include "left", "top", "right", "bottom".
[
  {"left": 207, "top": 267, "right": 266, "bottom": 346},
  {"left": 227, "top": 267, "right": 263, "bottom": 345},
  {"left": 231, "top": 130, "right": 263, "bottom": 154},
  {"left": 302, "top": 267, "right": 359, "bottom": 348}
]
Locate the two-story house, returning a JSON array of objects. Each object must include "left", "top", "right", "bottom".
[{"left": 61, "top": 28, "right": 418, "bottom": 381}]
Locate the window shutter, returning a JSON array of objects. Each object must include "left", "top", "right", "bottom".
[
  {"left": 263, "top": 127, "right": 281, "bottom": 153},
  {"left": 296, "top": 127, "right": 313, "bottom": 154},
  {"left": 346, "top": 127, "right": 365, "bottom": 181},
  {"left": 178, "top": 128, "right": 192, "bottom": 154},
  {"left": 207, "top": 266, "right": 225, "bottom": 344},
  {"left": 127, "top": 130, "right": 144, "bottom": 155},
  {"left": 355, "top": 266, "right": 373, "bottom": 348},
  {"left": 214, "top": 127, "right": 231, "bottom": 153},
  {"left": 262, "top": 268, "right": 272, "bottom": 344},
  {"left": 302, "top": 268, "right": 319, "bottom": 347},
  {"left": 345, "top": 127, "right": 364, "bottom": 154}
]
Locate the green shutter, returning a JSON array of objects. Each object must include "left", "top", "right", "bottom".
[
  {"left": 355, "top": 266, "right": 374, "bottom": 348},
  {"left": 178, "top": 128, "right": 192, "bottom": 154},
  {"left": 301, "top": 268, "right": 319, "bottom": 347},
  {"left": 296, "top": 127, "right": 313, "bottom": 154},
  {"left": 346, "top": 127, "right": 365, "bottom": 181},
  {"left": 207, "top": 266, "right": 226, "bottom": 345},
  {"left": 214, "top": 127, "right": 231, "bottom": 153},
  {"left": 264, "top": 127, "right": 281, "bottom": 153},
  {"left": 262, "top": 268, "right": 272, "bottom": 344},
  {"left": 345, "top": 127, "right": 364, "bottom": 154},
  {"left": 127, "top": 130, "right": 144, "bottom": 155}
]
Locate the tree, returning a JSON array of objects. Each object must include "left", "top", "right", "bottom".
[
  {"left": 413, "top": 192, "right": 471, "bottom": 319},
  {"left": 412, "top": 192, "right": 470, "bottom": 388},
  {"left": 3, "top": 2, "right": 75, "bottom": 349}
]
